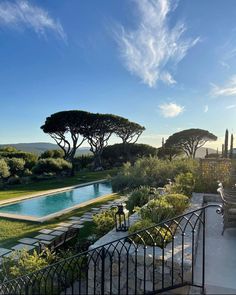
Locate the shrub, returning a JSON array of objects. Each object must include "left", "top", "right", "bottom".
[
  {"left": 128, "top": 219, "right": 172, "bottom": 247},
  {"left": 93, "top": 209, "right": 116, "bottom": 236},
  {"left": 7, "top": 175, "right": 21, "bottom": 185},
  {"left": 140, "top": 198, "right": 175, "bottom": 224},
  {"left": 195, "top": 159, "right": 232, "bottom": 193},
  {"left": 112, "top": 157, "right": 199, "bottom": 191},
  {"left": 0, "top": 158, "right": 10, "bottom": 179},
  {"left": 1, "top": 249, "right": 56, "bottom": 281},
  {"left": 32, "top": 158, "right": 72, "bottom": 175},
  {"left": 168, "top": 172, "right": 195, "bottom": 197},
  {"left": 103, "top": 143, "right": 157, "bottom": 168},
  {"left": 126, "top": 186, "right": 153, "bottom": 212},
  {"left": 0, "top": 149, "right": 38, "bottom": 170},
  {"left": 74, "top": 155, "right": 94, "bottom": 170},
  {"left": 23, "top": 168, "right": 32, "bottom": 176},
  {"left": 40, "top": 149, "right": 64, "bottom": 159},
  {"left": 162, "top": 194, "right": 189, "bottom": 215},
  {"left": 7, "top": 157, "right": 25, "bottom": 176}
]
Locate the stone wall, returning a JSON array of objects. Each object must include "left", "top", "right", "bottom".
[{"left": 88, "top": 193, "right": 205, "bottom": 294}]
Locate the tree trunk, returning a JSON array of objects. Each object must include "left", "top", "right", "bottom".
[
  {"left": 70, "top": 161, "right": 76, "bottom": 176},
  {"left": 93, "top": 153, "right": 103, "bottom": 171}
]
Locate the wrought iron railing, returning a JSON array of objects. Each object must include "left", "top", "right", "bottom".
[{"left": 0, "top": 204, "right": 222, "bottom": 295}]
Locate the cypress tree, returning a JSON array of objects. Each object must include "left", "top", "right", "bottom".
[
  {"left": 224, "top": 129, "right": 229, "bottom": 158},
  {"left": 162, "top": 137, "right": 165, "bottom": 147},
  {"left": 230, "top": 134, "right": 234, "bottom": 159}
]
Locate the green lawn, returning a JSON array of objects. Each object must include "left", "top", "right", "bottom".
[
  {"left": 0, "top": 193, "right": 118, "bottom": 249},
  {"left": 0, "top": 169, "right": 117, "bottom": 201}
]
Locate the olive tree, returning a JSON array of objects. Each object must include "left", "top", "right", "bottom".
[
  {"left": 165, "top": 129, "right": 217, "bottom": 159},
  {"left": 7, "top": 158, "right": 25, "bottom": 176},
  {"left": 0, "top": 159, "right": 10, "bottom": 179}
]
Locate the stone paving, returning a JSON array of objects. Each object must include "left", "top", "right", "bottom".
[
  {"left": 194, "top": 203, "right": 236, "bottom": 294},
  {"left": 0, "top": 196, "right": 126, "bottom": 259}
]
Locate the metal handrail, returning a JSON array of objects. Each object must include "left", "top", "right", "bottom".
[{"left": 0, "top": 204, "right": 222, "bottom": 295}]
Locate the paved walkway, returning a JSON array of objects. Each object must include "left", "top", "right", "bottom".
[{"left": 195, "top": 203, "right": 236, "bottom": 294}]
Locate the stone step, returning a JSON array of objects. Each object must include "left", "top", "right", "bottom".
[
  {"left": 0, "top": 248, "right": 11, "bottom": 257},
  {"left": 11, "top": 244, "right": 35, "bottom": 252},
  {"left": 18, "top": 238, "right": 39, "bottom": 245}
]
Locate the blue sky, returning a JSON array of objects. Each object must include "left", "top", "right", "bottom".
[{"left": 0, "top": 0, "right": 236, "bottom": 149}]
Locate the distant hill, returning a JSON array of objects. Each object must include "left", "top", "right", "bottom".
[
  {"left": 0, "top": 142, "right": 91, "bottom": 155},
  {"left": 0, "top": 142, "right": 216, "bottom": 158},
  {"left": 195, "top": 147, "right": 217, "bottom": 158}
]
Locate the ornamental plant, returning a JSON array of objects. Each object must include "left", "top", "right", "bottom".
[
  {"left": 126, "top": 186, "right": 154, "bottom": 212},
  {"left": 140, "top": 198, "right": 175, "bottom": 224},
  {"left": 93, "top": 208, "right": 116, "bottom": 236},
  {"left": 128, "top": 219, "right": 172, "bottom": 248}
]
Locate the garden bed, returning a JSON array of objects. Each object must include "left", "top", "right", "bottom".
[{"left": 89, "top": 193, "right": 204, "bottom": 294}]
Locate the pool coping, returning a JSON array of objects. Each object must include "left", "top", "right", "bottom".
[{"left": 0, "top": 179, "right": 115, "bottom": 222}]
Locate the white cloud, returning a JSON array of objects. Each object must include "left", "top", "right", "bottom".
[
  {"left": 159, "top": 102, "right": 184, "bottom": 118},
  {"left": 211, "top": 75, "right": 236, "bottom": 97},
  {"left": 116, "top": 0, "right": 199, "bottom": 87},
  {"left": 204, "top": 105, "right": 209, "bottom": 113},
  {"left": 0, "top": 0, "right": 66, "bottom": 40},
  {"left": 226, "top": 104, "right": 236, "bottom": 109},
  {"left": 219, "top": 61, "right": 230, "bottom": 69}
]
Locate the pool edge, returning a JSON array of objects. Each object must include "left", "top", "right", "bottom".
[
  {"left": 0, "top": 179, "right": 108, "bottom": 206},
  {"left": 0, "top": 192, "right": 117, "bottom": 223}
]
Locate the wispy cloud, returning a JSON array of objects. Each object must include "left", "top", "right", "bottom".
[
  {"left": 211, "top": 75, "right": 236, "bottom": 97},
  {"left": 204, "top": 105, "right": 209, "bottom": 113},
  {"left": 226, "top": 104, "right": 236, "bottom": 109},
  {"left": 115, "top": 0, "right": 199, "bottom": 87},
  {"left": 0, "top": 0, "right": 66, "bottom": 40},
  {"left": 159, "top": 102, "right": 184, "bottom": 118}
]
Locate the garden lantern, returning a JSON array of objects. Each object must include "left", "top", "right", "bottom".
[{"left": 115, "top": 203, "right": 129, "bottom": 232}]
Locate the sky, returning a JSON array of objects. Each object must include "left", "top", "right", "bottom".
[{"left": 0, "top": 0, "right": 236, "bottom": 150}]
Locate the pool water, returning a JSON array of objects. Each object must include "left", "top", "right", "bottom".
[{"left": 0, "top": 181, "right": 113, "bottom": 218}]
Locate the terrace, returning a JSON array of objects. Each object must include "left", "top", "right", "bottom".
[
  {"left": 0, "top": 157, "right": 235, "bottom": 295},
  {"left": 0, "top": 190, "right": 235, "bottom": 294}
]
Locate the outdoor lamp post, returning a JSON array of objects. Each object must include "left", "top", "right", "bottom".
[{"left": 115, "top": 203, "right": 129, "bottom": 232}]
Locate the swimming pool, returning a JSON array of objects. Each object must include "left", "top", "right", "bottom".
[{"left": 0, "top": 181, "right": 113, "bottom": 221}]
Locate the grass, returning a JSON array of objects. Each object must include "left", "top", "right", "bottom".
[
  {"left": 0, "top": 193, "right": 119, "bottom": 249},
  {"left": 0, "top": 169, "right": 117, "bottom": 201}
]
